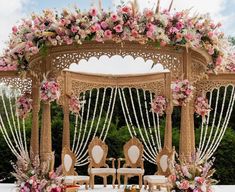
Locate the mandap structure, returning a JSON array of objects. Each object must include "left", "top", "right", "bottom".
[{"left": 0, "top": 0, "right": 235, "bottom": 191}]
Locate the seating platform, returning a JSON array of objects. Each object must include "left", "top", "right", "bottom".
[{"left": 1, "top": 184, "right": 235, "bottom": 192}]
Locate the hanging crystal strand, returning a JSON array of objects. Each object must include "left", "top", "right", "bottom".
[
  {"left": 103, "top": 87, "right": 117, "bottom": 141},
  {"left": 77, "top": 89, "right": 100, "bottom": 162},
  {"left": 199, "top": 89, "right": 213, "bottom": 153},
  {"left": 72, "top": 114, "right": 79, "bottom": 151},
  {"left": 143, "top": 91, "right": 157, "bottom": 154},
  {"left": 118, "top": 88, "right": 133, "bottom": 138},
  {"left": 150, "top": 93, "right": 161, "bottom": 151},
  {"left": 92, "top": 88, "right": 107, "bottom": 139},
  {"left": 74, "top": 93, "right": 85, "bottom": 154},
  {"left": 75, "top": 90, "right": 92, "bottom": 157},
  {"left": 99, "top": 88, "right": 114, "bottom": 139},
  {"left": 201, "top": 86, "right": 227, "bottom": 159},
  {"left": 136, "top": 89, "right": 156, "bottom": 156},
  {"left": 207, "top": 86, "right": 235, "bottom": 159}
]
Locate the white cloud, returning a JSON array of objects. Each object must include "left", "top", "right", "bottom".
[{"left": 0, "top": 0, "right": 29, "bottom": 53}]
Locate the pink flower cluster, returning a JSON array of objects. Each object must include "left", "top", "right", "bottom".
[
  {"left": 69, "top": 96, "right": 82, "bottom": 115},
  {"left": 12, "top": 156, "right": 64, "bottom": 192},
  {"left": 195, "top": 96, "right": 211, "bottom": 122},
  {"left": 40, "top": 79, "right": 60, "bottom": 102},
  {"left": 0, "top": 5, "right": 233, "bottom": 74},
  {"left": 169, "top": 151, "right": 217, "bottom": 192},
  {"left": 171, "top": 79, "right": 194, "bottom": 106},
  {"left": 16, "top": 92, "right": 33, "bottom": 119},
  {"left": 150, "top": 95, "right": 167, "bottom": 116}
]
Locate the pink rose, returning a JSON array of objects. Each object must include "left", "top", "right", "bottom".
[
  {"left": 147, "top": 30, "right": 153, "bottom": 39},
  {"left": 89, "top": 8, "right": 98, "bottom": 17},
  {"left": 71, "top": 25, "right": 78, "bottom": 33},
  {"left": 176, "top": 21, "right": 184, "bottom": 30},
  {"left": 160, "top": 41, "right": 167, "bottom": 47},
  {"left": 195, "top": 177, "right": 205, "bottom": 185},
  {"left": 208, "top": 31, "right": 213, "bottom": 38},
  {"left": 147, "top": 23, "right": 155, "bottom": 32},
  {"left": 33, "top": 18, "right": 40, "bottom": 26},
  {"left": 12, "top": 26, "right": 18, "bottom": 34},
  {"left": 104, "top": 30, "right": 112, "bottom": 39},
  {"left": 216, "top": 55, "right": 223, "bottom": 66},
  {"left": 101, "top": 21, "right": 108, "bottom": 29},
  {"left": 111, "top": 13, "right": 118, "bottom": 22},
  {"left": 114, "top": 24, "right": 123, "bottom": 33},
  {"left": 144, "top": 9, "right": 154, "bottom": 19},
  {"left": 131, "top": 29, "right": 138, "bottom": 37},
  {"left": 168, "top": 174, "right": 176, "bottom": 182},
  {"left": 208, "top": 48, "right": 214, "bottom": 55},
  {"left": 91, "top": 23, "right": 101, "bottom": 33},
  {"left": 179, "top": 180, "right": 189, "bottom": 190},
  {"left": 121, "top": 6, "right": 131, "bottom": 14},
  {"left": 185, "top": 33, "right": 193, "bottom": 41}
]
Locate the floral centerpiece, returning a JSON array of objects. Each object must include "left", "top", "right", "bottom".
[
  {"left": 169, "top": 152, "right": 217, "bottom": 192},
  {"left": 171, "top": 79, "right": 194, "bottom": 106},
  {"left": 150, "top": 95, "right": 167, "bottom": 116},
  {"left": 40, "top": 77, "right": 60, "bottom": 103},
  {"left": 0, "top": 2, "right": 234, "bottom": 75},
  {"left": 195, "top": 96, "right": 212, "bottom": 122},
  {"left": 16, "top": 92, "right": 33, "bottom": 119},
  {"left": 12, "top": 156, "right": 64, "bottom": 192}
]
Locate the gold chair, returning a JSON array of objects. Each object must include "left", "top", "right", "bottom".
[
  {"left": 117, "top": 137, "right": 144, "bottom": 189},
  {"left": 61, "top": 147, "right": 90, "bottom": 190},
  {"left": 88, "top": 137, "right": 116, "bottom": 189}
]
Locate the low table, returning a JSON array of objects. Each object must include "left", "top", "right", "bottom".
[
  {"left": 143, "top": 175, "right": 170, "bottom": 192},
  {"left": 63, "top": 175, "right": 90, "bottom": 190}
]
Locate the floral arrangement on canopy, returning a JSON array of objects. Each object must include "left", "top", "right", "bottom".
[
  {"left": 16, "top": 92, "right": 33, "bottom": 119},
  {"left": 40, "top": 76, "right": 60, "bottom": 103},
  {"left": 0, "top": 0, "right": 234, "bottom": 75},
  {"left": 168, "top": 151, "right": 217, "bottom": 192},
  {"left": 150, "top": 95, "right": 167, "bottom": 116},
  {"left": 171, "top": 79, "right": 194, "bottom": 106},
  {"left": 12, "top": 156, "right": 64, "bottom": 192},
  {"left": 68, "top": 95, "right": 85, "bottom": 115},
  {"left": 195, "top": 96, "right": 212, "bottom": 122}
]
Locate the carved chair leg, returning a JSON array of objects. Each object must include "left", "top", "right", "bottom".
[
  {"left": 124, "top": 175, "right": 128, "bottom": 187},
  {"left": 112, "top": 174, "right": 116, "bottom": 189},
  {"left": 103, "top": 176, "right": 107, "bottom": 187},
  {"left": 144, "top": 178, "right": 147, "bottom": 190},
  {"left": 139, "top": 174, "right": 142, "bottom": 189},
  {"left": 85, "top": 181, "right": 88, "bottom": 190},
  {"left": 117, "top": 173, "right": 121, "bottom": 189},
  {"left": 91, "top": 174, "right": 95, "bottom": 189}
]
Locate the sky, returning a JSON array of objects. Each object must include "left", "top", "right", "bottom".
[{"left": 0, "top": 0, "right": 235, "bottom": 74}]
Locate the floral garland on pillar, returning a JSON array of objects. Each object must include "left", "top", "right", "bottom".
[
  {"left": 171, "top": 79, "right": 194, "bottom": 106},
  {"left": 16, "top": 92, "right": 33, "bottom": 119},
  {"left": 40, "top": 77, "right": 60, "bottom": 103},
  {"left": 195, "top": 96, "right": 212, "bottom": 122},
  {"left": 150, "top": 95, "right": 167, "bottom": 116}
]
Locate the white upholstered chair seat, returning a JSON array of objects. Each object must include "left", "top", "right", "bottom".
[
  {"left": 57, "top": 175, "right": 90, "bottom": 184},
  {"left": 90, "top": 168, "right": 116, "bottom": 174},
  {"left": 117, "top": 168, "right": 144, "bottom": 174},
  {"left": 144, "top": 175, "right": 168, "bottom": 184}
]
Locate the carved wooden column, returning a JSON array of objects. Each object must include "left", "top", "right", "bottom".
[
  {"left": 30, "top": 77, "right": 40, "bottom": 159},
  {"left": 62, "top": 71, "right": 71, "bottom": 149},
  {"left": 189, "top": 100, "right": 195, "bottom": 153},
  {"left": 40, "top": 102, "right": 52, "bottom": 163},
  {"left": 62, "top": 96, "right": 70, "bottom": 148},
  {"left": 179, "top": 49, "right": 195, "bottom": 159},
  {"left": 163, "top": 73, "right": 173, "bottom": 150}
]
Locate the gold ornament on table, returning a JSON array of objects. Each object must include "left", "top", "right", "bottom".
[{"left": 124, "top": 185, "right": 140, "bottom": 192}]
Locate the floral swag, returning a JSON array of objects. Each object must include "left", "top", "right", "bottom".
[{"left": 0, "top": 3, "right": 234, "bottom": 74}]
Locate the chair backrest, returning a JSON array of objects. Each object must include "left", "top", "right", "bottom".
[
  {"left": 156, "top": 147, "right": 175, "bottom": 176},
  {"left": 88, "top": 137, "right": 108, "bottom": 168},
  {"left": 62, "top": 146, "right": 76, "bottom": 176},
  {"left": 123, "top": 137, "right": 143, "bottom": 168}
]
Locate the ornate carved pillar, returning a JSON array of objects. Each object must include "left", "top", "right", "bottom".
[
  {"left": 164, "top": 73, "right": 173, "bottom": 150},
  {"left": 62, "top": 96, "right": 70, "bottom": 148},
  {"left": 189, "top": 100, "right": 195, "bottom": 153},
  {"left": 30, "top": 77, "right": 40, "bottom": 159},
  {"left": 179, "top": 49, "right": 195, "bottom": 160},
  {"left": 40, "top": 102, "right": 52, "bottom": 163}
]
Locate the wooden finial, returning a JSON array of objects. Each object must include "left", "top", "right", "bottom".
[
  {"left": 168, "top": 0, "right": 174, "bottom": 11},
  {"left": 156, "top": 0, "right": 160, "bottom": 14}
]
